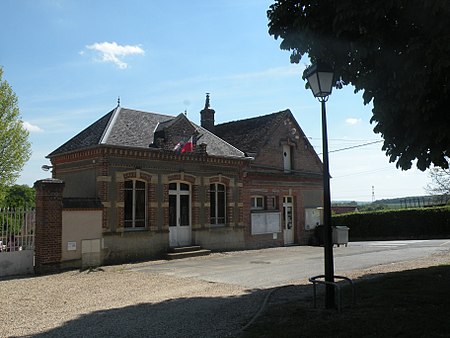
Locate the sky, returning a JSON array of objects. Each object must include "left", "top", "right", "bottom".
[{"left": 0, "top": 0, "right": 432, "bottom": 202}]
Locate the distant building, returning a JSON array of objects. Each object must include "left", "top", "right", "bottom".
[
  {"left": 47, "top": 94, "right": 325, "bottom": 263},
  {"left": 331, "top": 206, "right": 359, "bottom": 214}
]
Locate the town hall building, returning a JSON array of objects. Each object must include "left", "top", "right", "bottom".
[{"left": 47, "top": 95, "right": 324, "bottom": 264}]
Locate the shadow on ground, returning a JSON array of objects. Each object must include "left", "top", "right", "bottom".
[
  {"left": 240, "top": 264, "right": 450, "bottom": 338},
  {"left": 24, "top": 283, "right": 312, "bottom": 338}
]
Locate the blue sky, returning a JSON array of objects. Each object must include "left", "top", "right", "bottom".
[{"left": 1, "top": 0, "right": 431, "bottom": 201}]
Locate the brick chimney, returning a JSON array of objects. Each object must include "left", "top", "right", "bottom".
[{"left": 200, "top": 93, "right": 215, "bottom": 132}]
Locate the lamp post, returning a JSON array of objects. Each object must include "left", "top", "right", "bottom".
[{"left": 304, "top": 61, "right": 335, "bottom": 309}]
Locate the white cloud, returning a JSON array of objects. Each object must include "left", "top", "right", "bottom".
[
  {"left": 22, "top": 121, "right": 43, "bottom": 133},
  {"left": 345, "top": 118, "right": 362, "bottom": 125},
  {"left": 85, "top": 41, "right": 145, "bottom": 69}
]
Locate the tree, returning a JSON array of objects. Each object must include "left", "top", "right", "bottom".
[
  {"left": 267, "top": 1, "right": 450, "bottom": 171},
  {"left": 0, "top": 184, "right": 35, "bottom": 208},
  {"left": 0, "top": 66, "right": 31, "bottom": 196},
  {"left": 426, "top": 166, "right": 450, "bottom": 200}
]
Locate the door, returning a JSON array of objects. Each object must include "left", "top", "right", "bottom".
[
  {"left": 283, "top": 196, "right": 294, "bottom": 245},
  {"left": 169, "top": 182, "right": 192, "bottom": 247}
]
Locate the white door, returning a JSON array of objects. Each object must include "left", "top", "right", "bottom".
[
  {"left": 283, "top": 196, "right": 294, "bottom": 245},
  {"left": 169, "top": 182, "right": 192, "bottom": 247}
]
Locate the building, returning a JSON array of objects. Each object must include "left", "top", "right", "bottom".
[
  {"left": 47, "top": 95, "right": 324, "bottom": 264},
  {"left": 331, "top": 206, "right": 359, "bottom": 215}
]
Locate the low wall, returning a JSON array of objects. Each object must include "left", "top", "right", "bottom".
[
  {"left": 102, "top": 231, "right": 169, "bottom": 264},
  {"left": 194, "top": 227, "right": 245, "bottom": 251},
  {"left": 0, "top": 251, "right": 34, "bottom": 277}
]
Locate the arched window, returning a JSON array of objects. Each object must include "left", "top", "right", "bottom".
[
  {"left": 124, "top": 179, "right": 147, "bottom": 228},
  {"left": 210, "top": 183, "right": 226, "bottom": 225}
]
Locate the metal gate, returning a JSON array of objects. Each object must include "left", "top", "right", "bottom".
[{"left": 0, "top": 208, "right": 35, "bottom": 277}]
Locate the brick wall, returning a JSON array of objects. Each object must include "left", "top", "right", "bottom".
[
  {"left": 252, "top": 113, "right": 323, "bottom": 174},
  {"left": 242, "top": 171, "right": 322, "bottom": 247}
]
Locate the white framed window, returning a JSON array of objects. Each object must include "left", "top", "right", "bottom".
[
  {"left": 283, "top": 144, "right": 292, "bottom": 172},
  {"left": 210, "top": 183, "right": 226, "bottom": 225},
  {"left": 251, "top": 196, "right": 264, "bottom": 210},
  {"left": 124, "top": 179, "right": 147, "bottom": 228}
]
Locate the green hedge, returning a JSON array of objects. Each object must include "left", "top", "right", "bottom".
[{"left": 332, "top": 206, "right": 450, "bottom": 240}]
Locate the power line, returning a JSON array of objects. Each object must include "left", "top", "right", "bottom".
[
  {"left": 333, "top": 167, "right": 392, "bottom": 179},
  {"left": 317, "top": 140, "right": 383, "bottom": 155},
  {"left": 329, "top": 140, "right": 383, "bottom": 153},
  {"left": 307, "top": 137, "right": 380, "bottom": 142}
]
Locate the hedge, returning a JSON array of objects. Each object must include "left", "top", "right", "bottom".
[{"left": 331, "top": 206, "right": 450, "bottom": 241}]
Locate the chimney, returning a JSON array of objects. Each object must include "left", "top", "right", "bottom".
[{"left": 200, "top": 93, "right": 215, "bottom": 132}]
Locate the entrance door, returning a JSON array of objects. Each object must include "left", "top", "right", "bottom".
[
  {"left": 169, "top": 182, "right": 191, "bottom": 247},
  {"left": 283, "top": 196, "right": 294, "bottom": 245}
]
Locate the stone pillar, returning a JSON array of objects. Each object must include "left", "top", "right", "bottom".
[{"left": 34, "top": 178, "right": 65, "bottom": 274}]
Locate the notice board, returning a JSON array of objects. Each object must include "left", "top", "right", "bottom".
[{"left": 251, "top": 212, "right": 281, "bottom": 235}]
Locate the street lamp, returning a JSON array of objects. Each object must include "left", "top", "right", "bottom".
[{"left": 304, "top": 61, "right": 335, "bottom": 309}]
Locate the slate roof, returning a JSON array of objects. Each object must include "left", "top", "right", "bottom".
[
  {"left": 214, "top": 110, "right": 290, "bottom": 155},
  {"left": 48, "top": 107, "right": 246, "bottom": 159},
  {"left": 47, "top": 110, "right": 114, "bottom": 157},
  {"left": 101, "top": 107, "right": 173, "bottom": 148}
]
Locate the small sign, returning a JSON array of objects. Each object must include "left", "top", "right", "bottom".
[{"left": 67, "top": 241, "right": 77, "bottom": 251}]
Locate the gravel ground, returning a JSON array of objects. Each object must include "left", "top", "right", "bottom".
[
  {"left": 0, "top": 265, "right": 264, "bottom": 338},
  {"left": 1, "top": 249, "right": 449, "bottom": 338}
]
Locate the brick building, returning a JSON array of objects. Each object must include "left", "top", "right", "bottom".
[{"left": 47, "top": 95, "right": 324, "bottom": 264}]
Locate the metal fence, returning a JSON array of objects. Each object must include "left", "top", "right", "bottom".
[{"left": 0, "top": 208, "right": 35, "bottom": 252}]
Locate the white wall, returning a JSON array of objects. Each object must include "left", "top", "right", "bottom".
[
  {"left": 62, "top": 210, "right": 102, "bottom": 262},
  {"left": 0, "top": 251, "right": 34, "bottom": 277}
]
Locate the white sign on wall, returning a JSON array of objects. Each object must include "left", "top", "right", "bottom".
[
  {"left": 305, "top": 208, "right": 323, "bottom": 230},
  {"left": 251, "top": 212, "right": 281, "bottom": 235},
  {"left": 67, "top": 241, "right": 77, "bottom": 251}
]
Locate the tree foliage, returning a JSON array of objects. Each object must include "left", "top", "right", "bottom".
[
  {"left": 0, "top": 184, "right": 35, "bottom": 208},
  {"left": 267, "top": 0, "right": 450, "bottom": 170},
  {"left": 0, "top": 67, "right": 31, "bottom": 191}
]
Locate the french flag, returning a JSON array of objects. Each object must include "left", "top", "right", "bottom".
[{"left": 181, "top": 136, "right": 194, "bottom": 153}]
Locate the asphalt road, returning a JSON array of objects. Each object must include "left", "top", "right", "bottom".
[{"left": 131, "top": 239, "right": 450, "bottom": 288}]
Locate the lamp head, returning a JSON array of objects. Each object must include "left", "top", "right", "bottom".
[
  {"left": 41, "top": 165, "right": 53, "bottom": 172},
  {"left": 304, "top": 62, "right": 334, "bottom": 98}
]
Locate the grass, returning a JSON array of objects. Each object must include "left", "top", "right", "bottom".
[{"left": 240, "top": 264, "right": 450, "bottom": 338}]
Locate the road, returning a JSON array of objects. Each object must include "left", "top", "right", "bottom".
[{"left": 131, "top": 239, "right": 450, "bottom": 288}]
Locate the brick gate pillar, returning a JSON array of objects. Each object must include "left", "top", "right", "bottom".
[{"left": 34, "top": 178, "right": 65, "bottom": 274}]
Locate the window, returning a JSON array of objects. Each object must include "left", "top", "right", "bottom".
[
  {"left": 251, "top": 196, "right": 264, "bottom": 210},
  {"left": 124, "top": 179, "right": 147, "bottom": 228},
  {"left": 283, "top": 144, "right": 292, "bottom": 172},
  {"left": 210, "top": 183, "right": 226, "bottom": 225}
]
